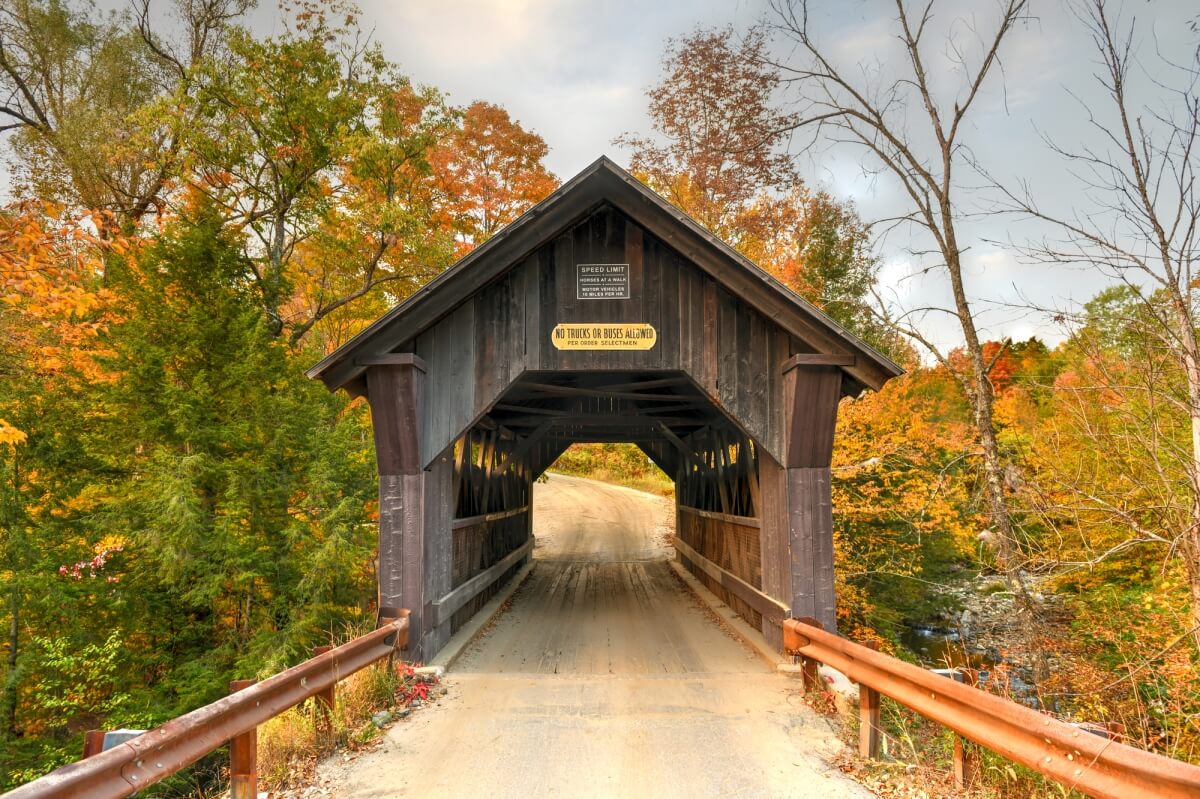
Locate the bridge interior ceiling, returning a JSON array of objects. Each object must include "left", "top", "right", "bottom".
[{"left": 450, "top": 370, "right": 760, "bottom": 520}]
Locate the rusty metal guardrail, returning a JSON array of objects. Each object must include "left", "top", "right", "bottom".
[
  {"left": 5, "top": 610, "right": 410, "bottom": 799},
  {"left": 784, "top": 617, "right": 1200, "bottom": 799}
]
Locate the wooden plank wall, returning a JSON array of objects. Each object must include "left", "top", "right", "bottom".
[
  {"left": 758, "top": 452, "right": 790, "bottom": 649},
  {"left": 410, "top": 204, "right": 798, "bottom": 467},
  {"left": 676, "top": 506, "right": 764, "bottom": 630},
  {"left": 449, "top": 510, "right": 531, "bottom": 633}
]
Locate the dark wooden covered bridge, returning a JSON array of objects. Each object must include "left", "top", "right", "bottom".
[{"left": 308, "top": 157, "right": 901, "bottom": 660}]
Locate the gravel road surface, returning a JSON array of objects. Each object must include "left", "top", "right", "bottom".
[{"left": 324, "top": 473, "right": 873, "bottom": 799}]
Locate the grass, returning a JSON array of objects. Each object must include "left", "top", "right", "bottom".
[
  {"left": 546, "top": 443, "right": 675, "bottom": 497},
  {"left": 255, "top": 658, "right": 436, "bottom": 791},
  {"left": 811, "top": 681, "right": 1087, "bottom": 799}
]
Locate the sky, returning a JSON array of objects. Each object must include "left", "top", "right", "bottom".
[{"left": 76, "top": 1, "right": 1200, "bottom": 354}]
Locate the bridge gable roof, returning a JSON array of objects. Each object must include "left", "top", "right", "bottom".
[{"left": 307, "top": 156, "right": 902, "bottom": 394}]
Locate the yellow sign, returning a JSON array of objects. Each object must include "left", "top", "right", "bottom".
[{"left": 551, "top": 323, "right": 657, "bottom": 351}]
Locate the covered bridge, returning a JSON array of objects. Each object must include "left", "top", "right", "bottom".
[{"left": 308, "top": 156, "right": 901, "bottom": 660}]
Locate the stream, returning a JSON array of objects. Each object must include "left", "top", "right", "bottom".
[{"left": 900, "top": 623, "right": 1039, "bottom": 704}]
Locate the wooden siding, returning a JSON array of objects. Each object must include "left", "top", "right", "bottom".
[
  {"left": 448, "top": 509, "right": 531, "bottom": 633},
  {"left": 411, "top": 205, "right": 796, "bottom": 467},
  {"left": 676, "top": 504, "right": 764, "bottom": 631}
]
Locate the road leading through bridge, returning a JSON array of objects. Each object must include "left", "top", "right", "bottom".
[{"left": 323, "top": 474, "right": 875, "bottom": 798}]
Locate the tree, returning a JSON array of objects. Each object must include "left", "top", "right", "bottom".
[
  {"left": 997, "top": 0, "right": 1200, "bottom": 651},
  {"left": 0, "top": 204, "right": 108, "bottom": 732},
  {"left": 0, "top": 0, "right": 249, "bottom": 228},
  {"left": 615, "top": 27, "right": 798, "bottom": 241},
  {"left": 96, "top": 207, "right": 377, "bottom": 700},
  {"left": 616, "top": 26, "right": 898, "bottom": 353},
  {"left": 770, "top": 0, "right": 1036, "bottom": 608},
  {"left": 432, "top": 100, "right": 558, "bottom": 250},
  {"left": 833, "top": 366, "right": 981, "bottom": 642}
]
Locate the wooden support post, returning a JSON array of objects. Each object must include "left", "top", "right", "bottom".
[
  {"left": 228, "top": 679, "right": 257, "bottom": 799},
  {"left": 81, "top": 729, "right": 106, "bottom": 759},
  {"left": 794, "top": 617, "right": 824, "bottom": 695},
  {"left": 313, "top": 645, "right": 334, "bottom": 735},
  {"left": 953, "top": 668, "right": 979, "bottom": 789},
  {"left": 859, "top": 641, "right": 881, "bottom": 759},
  {"left": 782, "top": 362, "right": 843, "bottom": 632},
  {"left": 365, "top": 357, "right": 429, "bottom": 658},
  {"left": 802, "top": 655, "right": 821, "bottom": 695}
]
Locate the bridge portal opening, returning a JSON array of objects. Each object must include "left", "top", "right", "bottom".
[{"left": 307, "top": 157, "right": 901, "bottom": 660}]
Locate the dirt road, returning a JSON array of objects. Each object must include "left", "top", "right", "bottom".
[{"left": 326, "top": 474, "right": 872, "bottom": 799}]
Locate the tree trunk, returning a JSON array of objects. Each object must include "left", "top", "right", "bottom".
[
  {"left": 1174, "top": 309, "right": 1200, "bottom": 653},
  {"left": 943, "top": 223, "right": 1035, "bottom": 613}
]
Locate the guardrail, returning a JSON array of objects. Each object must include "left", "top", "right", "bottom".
[
  {"left": 6, "top": 609, "right": 410, "bottom": 799},
  {"left": 783, "top": 617, "right": 1200, "bottom": 799}
]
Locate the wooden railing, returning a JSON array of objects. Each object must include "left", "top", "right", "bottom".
[
  {"left": 6, "top": 610, "right": 410, "bottom": 799},
  {"left": 431, "top": 537, "right": 533, "bottom": 626},
  {"left": 784, "top": 618, "right": 1200, "bottom": 799},
  {"left": 673, "top": 537, "right": 787, "bottom": 622}
]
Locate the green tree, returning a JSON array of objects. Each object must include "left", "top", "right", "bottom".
[{"left": 95, "top": 210, "right": 378, "bottom": 708}]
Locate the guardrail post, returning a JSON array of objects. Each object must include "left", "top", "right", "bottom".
[
  {"left": 859, "top": 641, "right": 881, "bottom": 759},
  {"left": 229, "top": 679, "right": 257, "bottom": 799},
  {"left": 313, "top": 645, "right": 334, "bottom": 736},
  {"left": 81, "top": 729, "right": 106, "bottom": 759},
  {"left": 793, "top": 617, "right": 824, "bottom": 694},
  {"left": 379, "top": 607, "right": 410, "bottom": 671},
  {"left": 952, "top": 668, "right": 978, "bottom": 790}
]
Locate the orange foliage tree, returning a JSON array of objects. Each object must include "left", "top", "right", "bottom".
[
  {"left": 0, "top": 203, "right": 116, "bottom": 740},
  {"left": 433, "top": 101, "right": 558, "bottom": 252}
]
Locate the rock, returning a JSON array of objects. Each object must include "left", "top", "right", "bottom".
[
  {"left": 413, "top": 665, "right": 444, "bottom": 683},
  {"left": 819, "top": 665, "right": 859, "bottom": 701},
  {"left": 396, "top": 707, "right": 412, "bottom": 718},
  {"left": 371, "top": 710, "right": 393, "bottom": 727}
]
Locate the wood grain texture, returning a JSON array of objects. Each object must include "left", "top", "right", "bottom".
[
  {"left": 787, "top": 466, "right": 836, "bottom": 631},
  {"left": 310, "top": 157, "right": 902, "bottom": 394},
  {"left": 402, "top": 206, "right": 803, "bottom": 468}
]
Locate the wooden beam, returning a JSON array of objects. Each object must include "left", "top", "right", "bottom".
[
  {"left": 548, "top": 434, "right": 665, "bottom": 444},
  {"left": 431, "top": 538, "right": 534, "bottom": 626},
  {"left": 544, "top": 415, "right": 703, "bottom": 428},
  {"left": 655, "top": 422, "right": 695, "bottom": 464},
  {"left": 451, "top": 504, "right": 530, "bottom": 530},
  {"left": 638, "top": 402, "right": 711, "bottom": 415},
  {"left": 781, "top": 353, "right": 856, "bottom": 372},
  {"left": 513, "top": 383, "right": 688, "bottom": 402},
  {"left": 355, "top": 352, "right": 427, "bottom": 370},
  {"left": 493, "top": 417, "right": 557, "bottom": 475},
  {"left": 678, "top": 504, "right": 761, "bottom": 529},
  {"left": 365, "top": 360, "right": 428, "bottom": 652},
  {"left": 590, "top": 376, "right": 690, "bottom": 392},
  {"left": 493, "top": 403, "right": 569, "bottom": 416},
  {"left": 673, "top": 538, "right": 788, "bottom": 621}
]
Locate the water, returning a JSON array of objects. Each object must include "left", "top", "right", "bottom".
[
  {"left": 900, "top": 624, "right": 1038, "bottom": 704},
  {"left": 899, "top": 624, "right": 995, "bottom": 670}
]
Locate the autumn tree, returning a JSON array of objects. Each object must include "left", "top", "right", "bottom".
[
  {"left": 0, "top": 204, "right": 113, "bottom": 748},
  {"left": 616, "top": 25, "right": 895, "bottom": 352},
  {"left": 615, "top": 27, "right": 797, "bottom": 238},
  {"left": 0, "top": 0, "right": 250, "bottom": 228},
  {"left": 770, "top": 0, "right": 1036, "bottom": 608},
  {"left": 996, "top": 0, "right": 1200, "bottom": 651},
  {"left": 833, "top": 366, "right": 982, "bottom": 642},
  {"left": 433, "top": 100, "right": 558, "bottom": 251}
]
